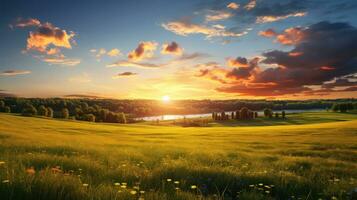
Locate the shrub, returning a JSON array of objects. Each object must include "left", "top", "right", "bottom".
[
  {"left": 47, "top": 107, "right": 53, "bottom": 118},
  {"left": 263, "top": 108, "right": 273, "bottom": 118},
  {"left": 62, "top": 108, "right": 69, "bottom": 119},
  {"left": 282, "top": 110, "right": 286, "bottom": 119},
  {"left": 22, "top": 104, "right": 37, "bottom": 116},
  {"left": 38, "top": 105, "right": 48, "bottom": 116},
  {"left": 240, "top": 107, "right": 249, "bottom": 120},
  {"left": 4, "top": 106, "right": 11, "bottom": 113},
  {"left": 84, "top": 114, "right": 96, "bottom": 122}
]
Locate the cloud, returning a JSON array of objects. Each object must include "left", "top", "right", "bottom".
[
  {"left": 107, "top": 60, "right": 161, "bottom": 68},
  {"left": 0, "top": 70, "right": 31, "bottom": 76},
  {"left": 40, "top": 56, "right": 81, "bottom": 66},
  {"left": 128, "top": 41, "right": 158, "bottom": 61},
  {"left": 258, "top": 28, "right": 277, "bottom": 37},
  {"left": 12, "top": 18, "right": 41, "bottom": 28},
  {"left": 26, "top": 22, "right": 75, "bottom": 53},
  {"left": 63, "top": 94, "right": 103, "bottom": 99},
  {"left": 227, "top": 2, "right": 239, "bottom": 10},
  {"left": 175, "top": 52, "right": 210, "bottom": 61},
  {"left": 244, "top": 0, "right": 256, "bottom": 10},
  {"left": 196, "top": 21, "right": 357, "bottom": 97},
  {"left": 227, "top": 57, "right": 249, "bottom": 67},
  {"left": 162, "top": 19, "right": 248, "bottom": 39},
  {"left": 161, "top": 42, "right": 183, "bottom": 55},
  {"left": 68, "top": 73, "right": 91, "bottom": 83},
  {"left": 112, "top": 72, "right": 138, "bottom": 79},
  {"left": 107, "top": 48, "right": 121, "bottom": 57},
  {"left": 256, "top": 12, "right": 306, "bottom": 23},
  {"left": 205, "top": 10, "right": 233, "bottom": 22}
]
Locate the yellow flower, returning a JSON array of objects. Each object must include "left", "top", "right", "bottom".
[
  {"left": 114, "top": 182, "right": 120, "bottom": 186},
  {"left": 174, "top": 181, "right": 180, "bottom": 184},
  {"left": 191, "top": 185, "right": 197, "bottom": 189},
  {"left": 140, "top": 190, "right": 145, "bottom": 194},
  {"left": 2, "top": 180, "right": 9, "bottom": 183},
  {"left": 0, "top": 161, "right": 5, "bottom": 165},
  {"left": 166, "top": 178, "right": 172, "bottom": 182},
  {"left": 82, "top": 183, "right": 89, "bottom": 187},
  {"left": 130, "top": 190, "right": 137, "bottom": 195}
]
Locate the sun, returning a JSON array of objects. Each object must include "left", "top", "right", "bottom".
[{"left": 162, "top": 95, "right": 170, "bottom": 102}]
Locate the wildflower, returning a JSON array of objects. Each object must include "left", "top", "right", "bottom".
[
  {"left": 122, "top": 182, "right": 127, "bottom": 185},
  {"left": 265, "top": 191, "right": 270, "bottom": 194},
  {"left": 0, "top": 161, "right": 5, "bottom": 165},
  {"left": 191, "top": 185, "right": 197, "bottom": 189},
  {"left": 120, "top": 185, "right": 127, "bottom": 189},
  {"left": 140, "top": 190, "right": 145, "bottom": 194},
  {"left": 82, "top": 183, "right": 89, "bottom": 187},
  {"left": 334, "top": 178, "right": 340, "bottom": 182},
  {"left": 175, "top": 187, "right": 180, "bottom": 190},
  {"left": 114, "top": 182, "right": 120, "bottom": 186},
  {"left": 331, "top": 197, "right": 337, "bottom": 200},
  {"left": 130, "top": 190, "right": 137, "bottom": 195},
  {"left": 26, "top": 167, "right": 36, "bottom": 175},
  {"left": 166, "top": 178, "right": 172, "bottom": 182},
  {"left": 249, "top": 185, "right": 254, "bottom": 188},
  {"left": 2, "top": 180, "right": 9, "bottom": 183},
  {"left": 174, "top": 181, "right": 180, "bottom": 184},
  {"left": 258, "top": 183, "right": 263, "bottom": 186},
  {"left": 133, "top": 186, "right": 140, "bottom": 190},
  {"left": 138, "top": 198, "right": 145, "bottom": 200},
  {"left": 264, "top": 185, "right": 270, "bottom": 189}
]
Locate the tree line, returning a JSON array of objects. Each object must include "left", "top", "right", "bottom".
[
  {"left": 331, "top": 102, "right": 357, "bottom": 113},
  {"left": 212, "top": 107, "right": 286, "bottom": 121}
]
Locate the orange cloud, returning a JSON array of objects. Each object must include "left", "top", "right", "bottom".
[
  {"left": 161, "top": 42, "right": 183, "bottom": 55},
  {"left": 107, "top": 48, "right": 121, "bottom": 57},
  {"left": 128, "top": 41, "right": 158, "bottom": 61},
  {"left": 320, "top": 66, "right": 335, "bottom": 71},
  {"left": 205, "top": 10, "right": 233, "bottom": 22},
  {"left": 26, "top": 22, "right": 75, "bottom": 53},
  {"left": 41, "top": 56, "right": 80, "bottom": 66},
  {"left": 288, "top": 52, "right": 303, "bottom": 57},
  {"left": 227, "top": 2, "right": 239, "bottom": 10},
  {"left": 275, "top": 27, "right": 305, "bottom": 45},
  {"left": 107, "top": 60, "right": 161, "bottom": 68},
  {"left": 227, "top": 57, "right": 249, "bottom": 67},
  {"left": 256, "top": 12, "right": 306, "bottom": 23},
  {"left": 244, "top": 0, "right": 256, "bottom": 10},
  {"left": 258, "top": 28, "right": 277, "bottom": 37}
]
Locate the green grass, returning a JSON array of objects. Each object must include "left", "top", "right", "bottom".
[{"left": 0, "top": 112, "right": 356, "bottom": 200}]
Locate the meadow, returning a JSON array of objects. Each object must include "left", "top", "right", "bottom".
[{"left": 0, "top": 112, "right": 356, "bottom": 200}]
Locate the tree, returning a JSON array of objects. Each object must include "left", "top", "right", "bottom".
[
  {"left": 0, "top": 100, "right": 4, "bottom": 108},
  {"left": 235, "top": 111, "right": 240, "bottom": 120},
  {"left": 4, "top": 106, "right": 10, "bottom": 113},
  {"left": 85, "top": 114, "right": 96, "bottom": 122},
  {"left": 38, "top": 105, "right": 48, "bottom": 116},
  {"left": 62, "top": 108, "right": 69, "bottom": 119},
  {"left": 22, "top": 104, "right": 37, "bottom": 116},
  {"left": 254, "top": 112, "right": 258, "bottom": 118},
  {"left": 231, "top": 112, "right": 235, "bottom": 120},
  {"left": 331, "top": 103, "right": 340, "bottom": 112},
  {"left": 118, "top": 112, "right": 127, "bottom": 124},
  {"left": 275, "top": 112, "right": 279, "bottom": 118},
  {"left": 240, "top": 107, "right": 249, "bottom": 120},
  {"left": 47, "top": 107, "right": 53, "bottom": 118},
  {"left": 263, "top": 108, "right": 273, "bottom": 118},
  {"left": 282, "top": 110, "right": 286, "bottom": 119}
]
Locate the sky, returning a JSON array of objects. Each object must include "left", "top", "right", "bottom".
[{"left": 0, "top": 0, "right": 356, "bottom": 100}]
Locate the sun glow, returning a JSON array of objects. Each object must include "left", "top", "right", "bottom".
[{"left": 162, "top": 95, "right": 170, "bottom": 102}]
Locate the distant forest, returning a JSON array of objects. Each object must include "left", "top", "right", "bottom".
[{"left": 0, "top": 97, "right": 356, "bottom": 123}]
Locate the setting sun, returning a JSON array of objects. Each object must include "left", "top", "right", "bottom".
[{"left": 162, "top": 95, "right": 170, "bottom": 102}]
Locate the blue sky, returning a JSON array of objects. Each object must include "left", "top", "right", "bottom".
[{"left": 0, "top": 0, "right": 356, "bottom": 99}]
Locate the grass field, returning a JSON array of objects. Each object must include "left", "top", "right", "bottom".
[{"left": 0, "top": 112, "right": 356, "bottom": 200}]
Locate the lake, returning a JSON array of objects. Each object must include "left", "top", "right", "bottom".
[{"left": 136, "top": 109, "right": 326, "bottom": 121}]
